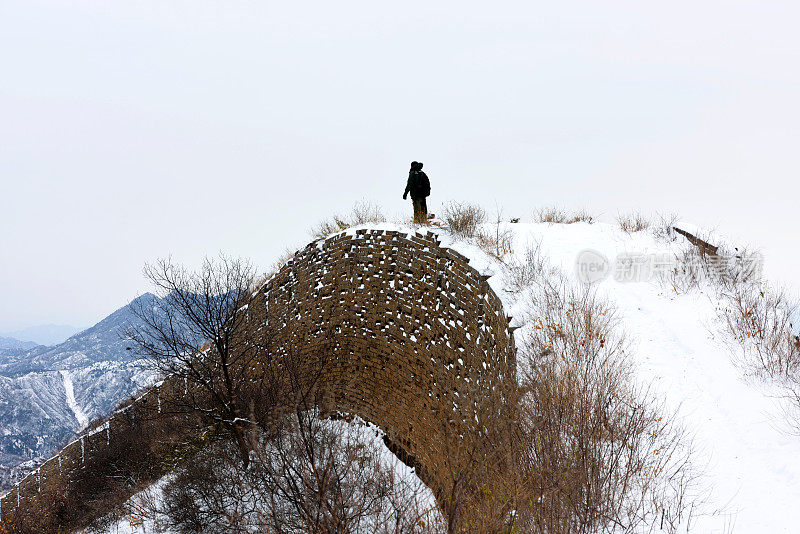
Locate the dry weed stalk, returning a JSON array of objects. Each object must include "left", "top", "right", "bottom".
[
  {"left": 311, "top": 201, "right": 386, "bottom": 239},
  {"left": 442, "top": 201, "right": 486, "bottom": 239},
  {"left": 535, "top": 207, "right": 594, "bottom": 225},
  {"left": 617, "top": 212, "right": 650, "bottom": 233},
  {"left": 476, "top": 206, "right": 514, "bottom": 260}
]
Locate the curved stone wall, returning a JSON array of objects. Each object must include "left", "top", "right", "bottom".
[{"left": 0, "top": 229, "right": 517, "bottom": 528}]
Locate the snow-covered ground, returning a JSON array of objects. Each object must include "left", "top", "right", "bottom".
[
  {"left": 441, "top": 220, "right": 800, "bottom": 533},
  {"left": 60, "top": 369, "right": 89, "bottom": 431},
  {"left": 95, "top": 220, "right": 800, "bottom": 533}
]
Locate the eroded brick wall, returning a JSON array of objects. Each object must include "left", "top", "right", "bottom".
[{"left": 0, "top": 229, "right": 516, "bottom": 528}]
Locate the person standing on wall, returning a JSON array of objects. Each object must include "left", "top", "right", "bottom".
[{"left": 402, "top": 161, "right": 431, "bottom": 224}]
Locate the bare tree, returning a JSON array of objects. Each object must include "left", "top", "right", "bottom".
[
  {"left": 151, "top": 413, "right": 443, "bottom": 534},
  {"left": 126, "top": 254, "right": 262, "bottom": 468}
]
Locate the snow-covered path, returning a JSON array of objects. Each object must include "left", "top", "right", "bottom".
[
  {"left": 467, "top": 221, "right": 800, "bottom": 533},
  {"left": 60, "top": 369, "right": 89, "bottom": 431},
  {"left": 616, "top": 285, "right": 800, "bottom": 532}
]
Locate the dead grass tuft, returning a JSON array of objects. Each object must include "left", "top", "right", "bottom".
[
  {"left": 617, "top": 212, "right": 651, "bottom": 233},
  {"left": 442, "top": 201, "right": 486, "bottom": 239},
  {"left": 534, "top": 206, "right": 594, "bottom": 224},
  {"left": 310, "top": 201, "right": 386, "bottom": 239}
]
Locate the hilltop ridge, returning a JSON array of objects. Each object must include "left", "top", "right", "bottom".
[{"left": 3, "top": 211, "right": 800, "bottom": 533}]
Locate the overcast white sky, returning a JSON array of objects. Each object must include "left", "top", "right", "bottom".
[{"left": 1, "top": 1, "right": 798, "bottom": 331}]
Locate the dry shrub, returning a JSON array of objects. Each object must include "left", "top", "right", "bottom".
[
  {"left": 617, "top": 212, "right": 651, "bottom": 233},
  {"left": 502, "top": 241, "right": 551, "bottom": 293},
  {"left": 476, "top": 207, "right": 514, "bottom": 260},
  {"left": 652, "top": 212, "right": 679, "bottom": 242},
  {"left": 720, "top": 284, "right": 800, "bottom": 381},
  {"left": 1, "top": 407, "right": 201, "bottom": 534},
  {"left": 311, "top": 201, "right": 386, "bottom": 239},
  {"left": 442, "top": 201, "right": 486, "bottom": 239},
  {"left": 662, "top": 231, "right": 800, "bottom": 436},
  {"left": 512, "top": 276, "right": 701, "bottom": 533},
  {"left": 152, "top": 413, "right": 443, "bottom": 534},
  {"left": 716, "top": 275, "right": 800, "bottom": 435},
  {"left": 535, "top": 207, "right": 594, "bottom": 224},
  {"left": 660, "top": 239, "right": 762, "bottom": 295},
  {"left": 440, "top": 201, "right": 516, "bottom": 260}
]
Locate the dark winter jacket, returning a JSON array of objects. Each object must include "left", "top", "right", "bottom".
[{"left": 404, "top": 168, "right": 430, "bottom": 199}]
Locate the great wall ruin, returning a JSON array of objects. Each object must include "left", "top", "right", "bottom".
[{"left": 0, "top": 228, "right": 518, "bottom": 531}]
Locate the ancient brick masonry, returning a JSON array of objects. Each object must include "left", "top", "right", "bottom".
[
  {"left": 0, "top": 228, "right": 517, "bottom": 526},
  {"left": 250, "top": 229, "right": 518, "bottom": 496}
]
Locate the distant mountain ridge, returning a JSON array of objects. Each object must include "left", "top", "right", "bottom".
[
  {"left": 0, "top": 337, "right": 40, "bottom": 352},
  {"left": 1, "top": 324, "right": 84, "bottom": 347},
  {"left": 0, "top": 337, "right": 39, "bottom": 355},
  {"left": 0, "top": 294, "right": 162, "bottom": 491}
]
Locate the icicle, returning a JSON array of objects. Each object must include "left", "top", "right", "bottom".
[
  {"left": 58, "top": 454, "right": 62, "bottom": 469},
  {"left": 17, "top": 487, "right": 20, "bottom": 507},
  {"left": 81, "top": 436, "right": 85, "bottom": 465},
  {"left": 157, "top": 388, "right": 162, "bottom": 414},
  {"left": 184, "top": 376, "right": 188, "bottom": 395},
  {"left": 38, "top": 469, "right": 41, "bottom": 493},
  {"left": 106, "top": 424, "right": 111, "bottom": 445}
]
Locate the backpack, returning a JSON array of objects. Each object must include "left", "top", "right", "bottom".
[{"left": 415, "top": 171, "right": 431, "bottom": 197}]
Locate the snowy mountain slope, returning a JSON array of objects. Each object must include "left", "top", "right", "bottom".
[
  {"left": 0, "top": 293, "right": 159, "bottom": 376},
  {"left": 0, "top": 337, "right": 39, "bottom": 352},
  {"left": 0, "top": 294, "right": 161, "bottom": 492}
]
